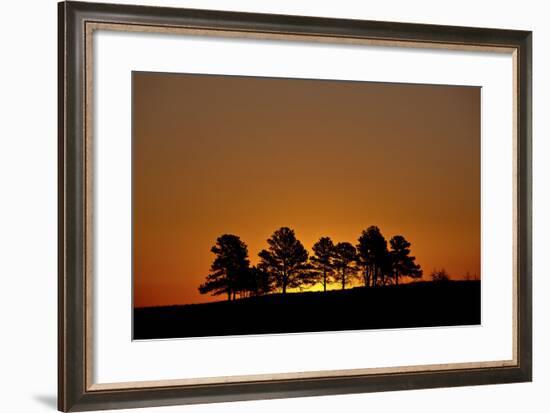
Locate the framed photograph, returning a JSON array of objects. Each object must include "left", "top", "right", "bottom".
[{"left": 58, "top": 1, "right": 532, "bottom": 411}]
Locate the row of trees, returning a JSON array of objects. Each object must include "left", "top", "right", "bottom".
[{"left": 198, "top": 226, "right": 422, "bottom": 301}]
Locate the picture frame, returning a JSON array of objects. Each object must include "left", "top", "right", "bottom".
[{"left": 58, "top": 1, "right": 532, "bottom": 411}]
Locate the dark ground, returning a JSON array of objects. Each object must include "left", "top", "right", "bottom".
[{"left": 133, "top": 280, "right": 481, "bottom": 340}]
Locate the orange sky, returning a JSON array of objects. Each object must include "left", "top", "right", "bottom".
[{"left": 132, "top": 72, "right": 480, "bottom": 308}]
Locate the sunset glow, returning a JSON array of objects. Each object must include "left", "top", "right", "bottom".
[{"left": 133, "top": 72, "right": 480, "bottom": 308}]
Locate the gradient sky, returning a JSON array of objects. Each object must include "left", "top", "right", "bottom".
[{"left": 133, "top": 72, "right": 480, "bottom": 308}]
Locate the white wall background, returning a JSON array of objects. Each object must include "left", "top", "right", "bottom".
[{"left": 0, "top": 0, "right": 546, "bottom": 412}]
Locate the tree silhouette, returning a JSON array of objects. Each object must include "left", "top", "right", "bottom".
[
  {"left": 431, "top": 268, "right": 450, "bottom": 283},
  {"left": 356, "top": 226, "right": 388, "bottom": 287},
  {"left": 389, "top": 235, "right": 423, "bottom": 285},
  {"left": 332, "top": 242, "right": 358, "bottom": 290},
  {"left": 248, "top": 265, "right": 273, "bottom": 296},
  {"left": 258, "top": 227, "right": 311, "bottom": 294},
  {"left": 232, "top": 266, "right": 257, "bottom": 299},
  {"left": 356, "top": 231, "right": 373, "bottom": 287},
  {"left": 310, "top": 237, "right": 336, "bottom": 292},
  {"left": 198, "top": 234, "right": 250, "bottom": 301},
  {"left": 198, "top": 226, "right": 427, "bottom": 303},
  {"left": 379, "top": 251, "right": 395, "bottom": 286}
]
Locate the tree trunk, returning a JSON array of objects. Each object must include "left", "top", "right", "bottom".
[
  {"left": 342, "top": 268, "right": 346, "bottom": 290},
  {"left": 395, "top": 270, "right": 399, "bottom": 286},
  {"left": 323, "top": 269, "right": 327, "bottom": 292},
  {"left": 227, "top": 290, "right": 231, "bottom": 301}
]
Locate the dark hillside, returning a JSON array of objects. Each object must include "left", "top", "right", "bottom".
[{"left": 134, "top": 280, "right": 480, "bottom": 340}]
